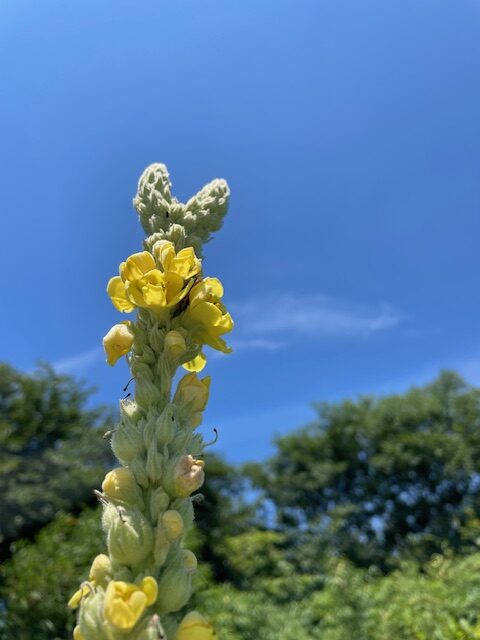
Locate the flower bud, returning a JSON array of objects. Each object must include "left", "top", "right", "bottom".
[
  {"left": 171, "top": 497, "right": 195, "bottom": 530},
  {"left": 103, "top": 322, "right": 134, "bottom": 366},
  {"left": 102, "top": 467, "right": 143, "bottom": 507},
  {"left": 103, "top": 504, "right": 154, "bottom": 567},
  {"left": 173, "top": 373, "right": 210, "bottom": 427},
  {"left": 162, "top": 510, "right": 184, "bottom": 541},
  {"left": 73, "top": 626, "right": 85, "bottom": 640},
  {"left": 149, "top": 487, "right": 170, "bottom": 521},
  {"left": 174, "top": 455, "right": 205, "bottom": 498},
  {"left": 156, "top": 551, "right": 192, "bottom": 614},
  {"left": 89, "top": 554, "right": 112, "bottom": 586},
  {"left": 77, "top": 591, "right": 105, "bottom": 640},
  {"left": 128, "top": 456, "right": 149, "bottom": 488},
  {"left": 153, "top": 525, "right": 171, "bottom": 568},
  {"left": 164, "top": 330, "right": 187, "bottom": 360},
  {"left": 175, "top": 611, "right": 216, "bottom": 640},
  {"left": 111, "top": 402, "right": 145, "bottom": 465},
  {"left": 182, "top": 550, "right": 198, "bottom": 573}
]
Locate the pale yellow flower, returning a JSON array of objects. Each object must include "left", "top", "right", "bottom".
[
  {"left": 103, "top": 577, "right": 158, "bottom": 630},
  {"left": 183, "top": 278, "right": 233, "bottom": 354},
  {"left": 103, "top": 322, "right": 134, "bottom": 366},
  {"left": 175, "top": 611, "right": 217, "bottom": 640},
  {"left": 174, "top": 455, "right": 205, "bottom": 497}
]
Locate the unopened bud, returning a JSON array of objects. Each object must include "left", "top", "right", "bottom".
[
  {"left": 88, "top": 554, "right": 112, "bottom": 586},
  {"left": 164, "top": 330, "right": 187, "bottom": 360},
  {"left": 162, "top": 510, "right": 184, "bottom": 541},
  {"left": 103, "top": 504, "right": 154, "bottom": 567},
  {"left": 156, "top": 551, "right": 192, "bottom": 614},
  {"left": 182, "top": 549, "right": 197, "bottom": 573},
  {"left": 102, "top": 467, "right": 143, "bottom": 507}
]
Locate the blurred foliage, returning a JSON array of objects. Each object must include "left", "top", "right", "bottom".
[
  {"left": 248, "top": 370, "right": 480, "bottom": 570},
  {"left": 195, "top": 551, "right": 480, "bottom": 639},
  {"left": 0, "top": 362, "right": 113, "bottom": 555},
  {"left": 0, "top": 508, "right": 103, "bottom": 640},
  {"left": 3, "top": 369, "right": 480, "bottom": 639}
]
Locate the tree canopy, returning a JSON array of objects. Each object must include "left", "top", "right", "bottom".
[
  {"left": 249, "top": 371, "right": 480, "bottom": 569},
  {"left": 0, "top": 362, "right": 113, "bottom": 558}
]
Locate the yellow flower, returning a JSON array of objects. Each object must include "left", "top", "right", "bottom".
[
  {"left": 154, "top": 240, "right": 201, "bottom": 280},
  {"left": 183, "top": 278, "right": 233, "bottom": 354},
  {"left": 107, "top": 251, "right": 191, "bottom": 314},
  {"left": 103, "top": 322, "right": 134, "bottom": 366},
  {"left": 175, "top": 611, "right": 217, "bottom": 640},
  {"left": 103, "top": 577, "right": 158, "bottom": 630}
]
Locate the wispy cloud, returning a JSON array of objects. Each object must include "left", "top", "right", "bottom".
[
  {"left": 52, "top": 346, "right": 103, "bottom": 375},
  {"left": 232, "top": 293, "right": 403, "bottom": 344}
]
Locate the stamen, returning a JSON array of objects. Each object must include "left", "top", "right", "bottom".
[{"left": 123, "top": 377, "right": 134, "bottom": 392}]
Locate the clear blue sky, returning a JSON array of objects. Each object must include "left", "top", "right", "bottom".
[{"left": 1, "top": 1, "right": 480, "bottom": 462}]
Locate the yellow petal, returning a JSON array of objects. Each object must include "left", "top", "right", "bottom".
[
  {"left": 67, "top": 584, "right": 91, "bottom": 609},
  {"left": 121, "top": 252, "right": 156, "bottom": 282},
  {"left": 140, "top": 576, "right": 158, "bottom": 605},
  {"left": 107, "top": 277, "right": 135, "bottom": 313},
  {"left": 155, "top": 241, "right": 176, "bottom": 271},
  {"left": 103, "top": 322, "right": 134, "bottom": 366},
  {"left": 142, "top": 282, "right": 167, "bottom": 307},
  {"left": 173, "top": 247, "right": 201, "bottom": 279},
  {"left": 183, "top": 353, "right": 207, "bottom": 372},
  {"left": 189, "top": 278, "right": 224, "bottom": 307}
]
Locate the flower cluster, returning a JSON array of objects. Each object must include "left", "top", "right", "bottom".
[
  {"left": 70, "top": 165, "right": 233, "bottom": 640},
  {"left": 103, "top": 241, "right": 233, "bottom": 371}
]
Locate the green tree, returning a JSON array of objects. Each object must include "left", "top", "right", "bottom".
[
  {"left": 0, "top": 508, "right": 103, "bottom": 640},
  {"left": 0, "top": 362, "right": 113, "bottom": 559},
  {"left": 249, "top": 371, "right": 480, "bottom": 570}
]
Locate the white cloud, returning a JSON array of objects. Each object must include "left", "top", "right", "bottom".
[
  {"left": 52, "top": 346, "right": 103, "bottom": 374},
  {"left": 232, "top": 293, "right": 403, "bottom": 342}
]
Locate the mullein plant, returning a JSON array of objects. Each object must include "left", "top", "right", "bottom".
[{"left": 68, "top": 164, "right": 233, "bottom": 640}]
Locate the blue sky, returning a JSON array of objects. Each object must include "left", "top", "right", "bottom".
[{"left": 1, "top": 1, "right": 480, "bottom": 462}]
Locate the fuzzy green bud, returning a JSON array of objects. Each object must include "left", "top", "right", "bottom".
[
  {"left": 77, "top": 590, "right": 105, "bottom": 640},
  {"left": 111, "top": 401, "right": 145, "bottom": 465},
  {"left": 149, "top": 487, "right": 170, "bottom": 522},
  {"left": 103, "top": 504, "right": 154, "bottom": 567},
  {"left": 156, "top": 550, "right": 193, "bottom": 614}
]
